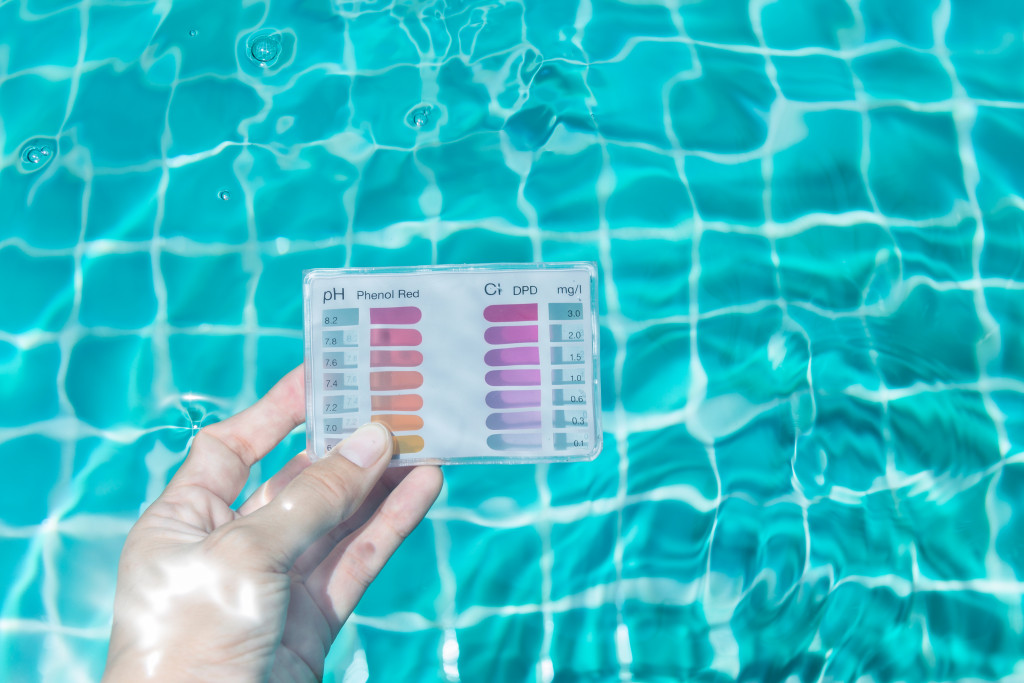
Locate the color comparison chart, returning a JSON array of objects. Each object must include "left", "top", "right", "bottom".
[{"left": 303, "top": 263, "right": 601, "bottom": 465}]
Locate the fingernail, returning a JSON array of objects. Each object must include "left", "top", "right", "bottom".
[{"left": 336, "top": 422, "right": 391, "bottom": 468}]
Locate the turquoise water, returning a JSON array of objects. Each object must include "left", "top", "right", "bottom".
[{"left": 2, "top": 0, "right": 1024, "bottom": 680}]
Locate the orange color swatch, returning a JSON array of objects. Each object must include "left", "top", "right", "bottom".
[
  {"left": 372, "top": 414, "right": 425, "bottom": 432},
  {"left": 371, "top": 394, "right": 423, "bottom": 411},
  {"left": 370, "top": 371, "right": 423, "bottom": 391},
  {"left": 395, "top": 435, "right": 425, "bottom": 454},
  {"left": 370, "top": 350, "right": 423, "bottom": 367}
]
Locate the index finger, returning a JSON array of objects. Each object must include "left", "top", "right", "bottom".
[{"left": 168, "top": 365, "right": 306, "bottom": 505}]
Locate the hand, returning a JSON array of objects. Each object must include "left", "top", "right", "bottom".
[{"left": 102, "top": 366, "right": 443, "bottom": 682}]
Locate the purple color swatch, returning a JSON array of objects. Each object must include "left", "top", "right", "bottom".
[
  {"left": 484, "top": 325, "right": 539, "bottom": 344},
  {"left": 486, "top": 390, "right": 542, "bottom": 409},
  {"left": 486, "top": 411, "right": 543, "bottom": 430},
  {"left": 483, "top": 303, "right": 538, "bottom": 322},
  {"left": 485, "top": 369, "right": 542, "bottom": 386},
  {"left": 485, "top": 346, "right": 540, "bottom": 367}
]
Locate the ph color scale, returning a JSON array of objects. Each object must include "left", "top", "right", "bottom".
[{"left": 303, "top": 263, "right": 601, "bottom": 465}]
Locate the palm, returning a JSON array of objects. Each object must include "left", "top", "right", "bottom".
[{"left": 271, "top": 581, "right": 333, "bottom": 681}]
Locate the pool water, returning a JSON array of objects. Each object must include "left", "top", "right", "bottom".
[{"left": 3, "top": 0, "right": 1024, "bottom": 681}]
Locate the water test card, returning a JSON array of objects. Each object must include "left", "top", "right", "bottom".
[{"left": 303, "top": 263, "right": 602, "bottom": 465}]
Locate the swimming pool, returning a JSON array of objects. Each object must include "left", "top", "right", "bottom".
[{"left": 2, "top": 0, "right": 1024, "bottom": 680}]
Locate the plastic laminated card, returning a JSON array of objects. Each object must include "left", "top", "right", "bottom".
[{"left": 303, "top": 263, "right": 602, "bottom": 466}]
